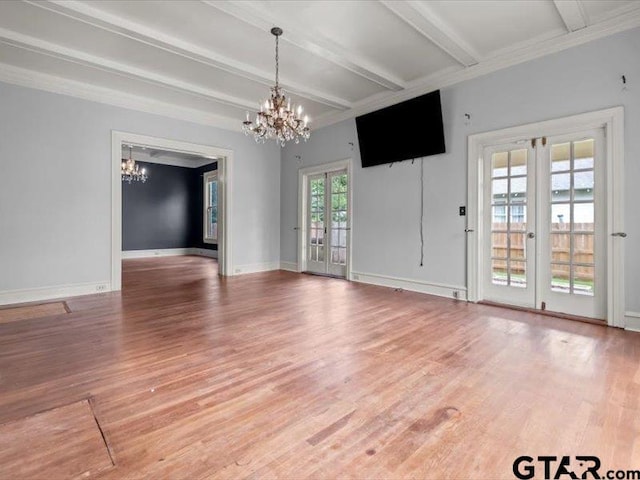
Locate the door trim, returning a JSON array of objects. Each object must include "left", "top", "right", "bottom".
[
  {"left": 111, "top": 131, "right": 233, "bottom": 290},
  {"left": 466, "top": 107, "right": 625, "bottom": 327},
  {"left": 297, "top": 159, "right": 353, "bottom": 280}
]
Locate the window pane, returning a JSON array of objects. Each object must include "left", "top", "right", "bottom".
[
  {"left": 510, "top": 261, "right": 526, "bottom": 288},
  {"left": 551, "top": 263, "right": 571, "bottom": 293},
  {"left": 492, "top": 178, "right": 508, "bottom": 202},
  {"left": 574, "top": 203, "right": 594, "bottom": 231},
  {"left": 309, "top": 245, "right": 317, "bottom": 261},
  {"left": 339, "top": 247, "right": 347, "bottom": 265},
  {"left": 311, "top": 178, "right": 325, "bottom": 195},
  {"left": 491, "top": 232, "right": 507, "bottom": 259},
  {"left": 551, "top": 233, "right": 570, "bottom": 263},
  {"left": 510, "top": 149, "right": 527, "bottom": 176},
  {"left": 573, "top": 266, "right": 595, "bottom": 296},
  {"left": 510, "top": 204, "right": 526, "bottom": 231},
  {"left": 573, "top": 233, "right": 594, "bottom": 265},
  {"left": 574, "top": 171, "right": 594, "bottom": 201},
  {"left": 332, "top": 174, "right": 347, "bottom": 193},
  {"left": 332, "top": 193, "right": 346, "bottom": 211},
  {"left": 209, "top": 181, "right": 217, "bottom": 207},
  {"left": 492, "top": 152, "right": 508, "bottom": 177},
  {"left": 331, "top": 247, "right": 339, "bottom": 264},
  {"left": 492, "top": 206, "right": 507, "bottom": 229},
  {"left": 551, "top": 203, "right": 571, "bottom": 231},
  {"left": 509, "top": 233, "right": 526, "bottom": 260},
  {"left": 551, "top": 173, "right": 570, "bottom": 201},
  {"left": 318, "top": 245, "right": 324, "bottom": 262},
  {"left": 574, "top": 139, "right": 594, "bottom": 170},
  {"left": 551, "top": 142, "right": 570, "bottom": 171},
  {"left": 338, "top": 229, "right": 346, "bottom": 248},
  {"left": 492, "top": 259, "right": 508, "bottom": 285},
  {"left": 510, "top": 177, "right": 527, "bottom": 203}
]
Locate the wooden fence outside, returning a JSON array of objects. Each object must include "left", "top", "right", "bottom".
[{"left": 492, "top": 223, "right": 594, "bottom": 280}]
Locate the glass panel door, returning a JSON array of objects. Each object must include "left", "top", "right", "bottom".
[
  {"left": 539, "top": 130, "right": 606, "bottom": 319},
  {"left": 306, "top": 173, "right": 326, "bottom": 274},
  {"left": 305, "top": 169, "right": 349, "bottom": 278},
  {"left": 328, "top": 170, "right": 348, "bottom": 277},
  {"left": 483, "top": 143, "right": 536, "bottom": 307}
]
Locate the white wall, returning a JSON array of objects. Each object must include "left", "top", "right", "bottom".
[
  {"left": 281, "top": 27, "right": 640, "bottom": 311},
  {"left": 0, "top": 82, "right": 280, "bottom": 299}
]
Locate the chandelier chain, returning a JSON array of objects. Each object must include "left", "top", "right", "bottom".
[{"left": 275, "top": 33, "right": 279, "bottom": 89}]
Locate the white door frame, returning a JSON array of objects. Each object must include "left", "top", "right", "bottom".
[
  {"left": 297, "top": 158, "right": 353, "bottom": 280},
  {"left": 467, "top": 107, "right": 625, "bottom": 327},
  {"left": 111, "top": 131, "right": 233, "bottom": 291}
]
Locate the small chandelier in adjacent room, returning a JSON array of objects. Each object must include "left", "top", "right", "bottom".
[
  {"left": 242, "top": 27, "right": 310, "bottom": 147},
  {"left": 121, "top": 146, "right": 148, "bottom": 184}
]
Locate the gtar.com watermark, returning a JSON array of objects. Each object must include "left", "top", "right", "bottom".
[{"left": 513, "top": 456, "right": 640, "bottom": 480}]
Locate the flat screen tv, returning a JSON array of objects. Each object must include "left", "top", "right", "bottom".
[{"left": 356, "top": 90, "right": 445, "bottom": 168}]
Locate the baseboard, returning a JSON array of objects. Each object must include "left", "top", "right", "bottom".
[
  {"left": 624, "top": 312, "right": 640, "bottom": 332},
  {"left": 280, "top": 261, "right": 298, "bottom": 272},
  {"left": 192, "top": 248, "right": 218, "bottom": 259},
  {"left": 0, "top": 281, "right": 111, "bottom": 306},
  {"left": 122, "top": 248, "right": 218, "bottom": 259},
  {"left": 351, "top": 271, "right": 468, "bottom": 301},
  {"left": 233, "top": 262, "right": 280, "bottom": 275}
]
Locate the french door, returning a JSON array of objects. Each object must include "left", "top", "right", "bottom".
[
  {"left": 482, "top": 128, "right": 606, "bottom": 319},
  {"left": 306, "top": 169, "right": 349, "bottom": 277}
]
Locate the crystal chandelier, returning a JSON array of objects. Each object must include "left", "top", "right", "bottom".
[
  {"left": 121, "top": 146, "right": 148, "bottom": 184},
  {"left": 242, "top": 27, "right": 310, "bottom": 147}
]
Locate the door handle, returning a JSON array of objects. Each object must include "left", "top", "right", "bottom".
[
  {"left": 611, "top": 232, "right": 627, "bottom": 238},
  {"left": 464, "top": 228, "right": 474, "bottom": 233},
  {"left": 527, "top": 232, "right": 535, "bottom": 239}
]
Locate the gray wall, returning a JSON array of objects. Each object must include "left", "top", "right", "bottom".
[
  {"left": 0, "top": 82, "right": 280, "bottom": 292},
  {"left": 281, "top": 27, "right": 640, "bottom": 311}
]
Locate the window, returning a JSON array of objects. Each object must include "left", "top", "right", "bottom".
[{"left": 204, "top": 171, "right": 218, "bottom": 243}]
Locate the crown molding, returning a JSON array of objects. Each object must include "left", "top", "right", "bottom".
[
  {"left": 313, "top": 11, "right": 640, "bottom": 129},
  {"left": 0, "top": 62, "right": 241, "bottom": 132}
]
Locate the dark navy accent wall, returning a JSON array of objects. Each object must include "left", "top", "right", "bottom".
[{"left": 122, "top": 161, "right": 217, "bottom": 251}]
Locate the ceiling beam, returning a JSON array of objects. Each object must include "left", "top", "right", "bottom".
[
  {"left": 553, "top": 0, "right": 588, "bottom": 32},
  {"left": 203, "top": 0, "right": 406, "bottom": 91},
  {"left": 380, "top": 0, "right": 479, "bottom": 67},
  {"left": 27, "top": 0, "right": 350, "bottom": 110},
  {"left": 0, "top": 27, "right": 257, "bottom": 111}
]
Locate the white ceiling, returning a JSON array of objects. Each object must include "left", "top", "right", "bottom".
[{"left": 0, "top": 0, "right": 638, "bottom": 131}]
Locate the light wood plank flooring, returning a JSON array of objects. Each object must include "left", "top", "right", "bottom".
[{"left": 0, "top": 255, "right": 638, "bottom": 479}]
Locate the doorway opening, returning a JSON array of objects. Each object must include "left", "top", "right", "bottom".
[
  {"left": 111, "top": 132, "right": 233, "bottom": 291},
  {"left": 467, "top": 108, "right": 625, "bottom": 326},
  {"left": 298, "top": 159, "right": 353, "bottom": 279}
]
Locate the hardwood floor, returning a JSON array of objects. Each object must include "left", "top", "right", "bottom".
[{"left": 0, "top": 255, "right": 639, "bottom": 479}]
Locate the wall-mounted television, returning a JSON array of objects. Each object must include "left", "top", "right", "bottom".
[{"left": 355, "top": 90, "right": 445, "bottom": 168}]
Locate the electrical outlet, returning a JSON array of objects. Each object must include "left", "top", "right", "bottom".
[
  {"left": 453, "top": 290, "right": 459, "bottom": 299},
  {"left": 459, "top": 206, "right": 466, "bottom": 216},
  {"left": 352, "top": 274, "right": 360, "bottom": 281},
  {"left": 96, "top": 284, "right": 108, "bottom": 292}
]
